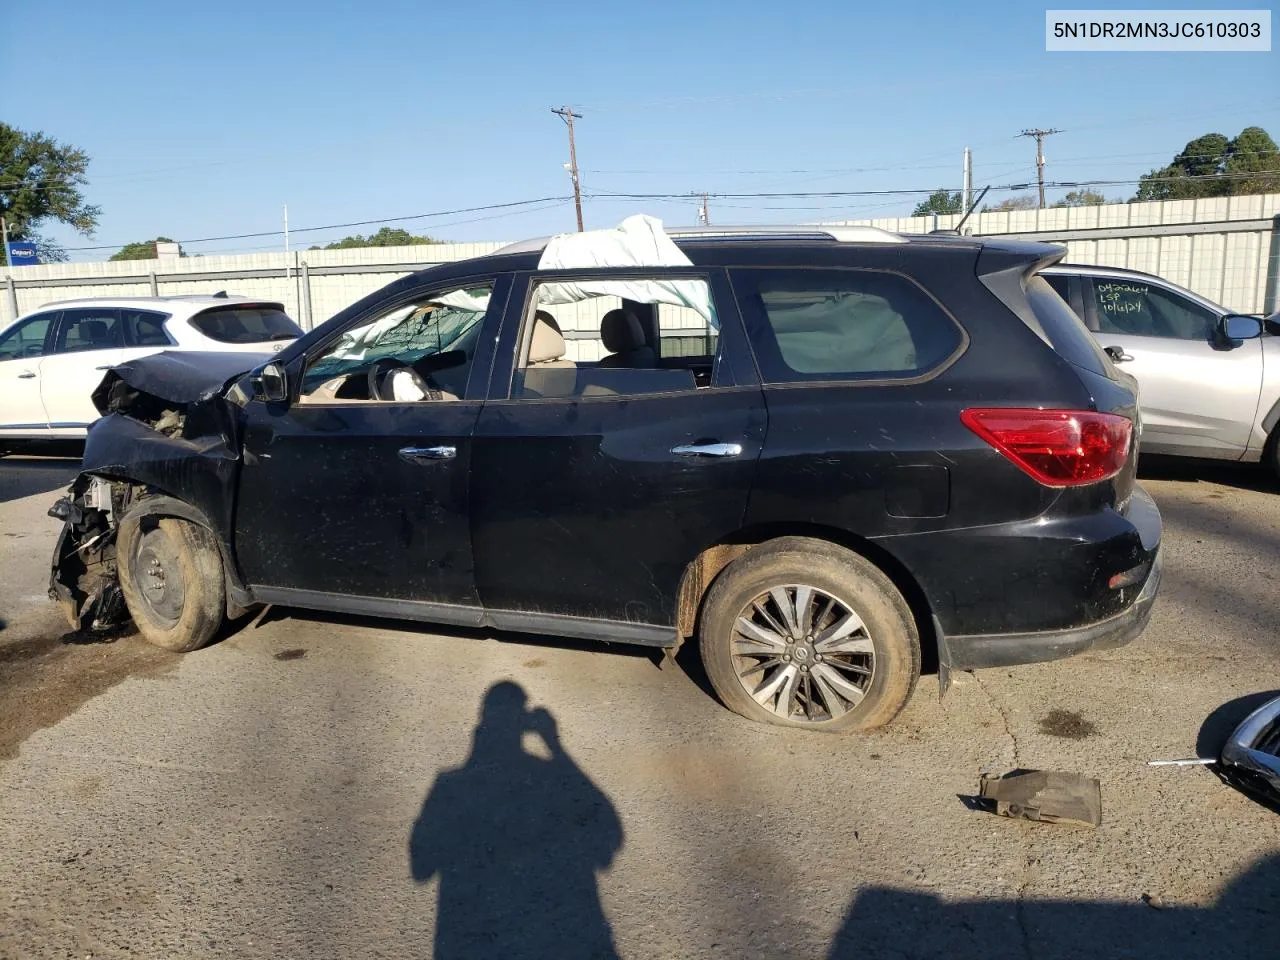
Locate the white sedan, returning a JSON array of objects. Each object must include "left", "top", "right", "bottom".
[{"left": 0, "top": 294, "right": 303, "bottom": 444}]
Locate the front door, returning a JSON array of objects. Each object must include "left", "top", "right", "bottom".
[
  {"left": 1082, "top": 276, "right": 1263, "bottom": 458},
  {"left": 41, "top": 307, "right": 130, "bottom": 430},
  {"left": 0, "top": 311, "right": 58, "bottom": 433},
  {"left": 234, "top": 275, "right": 510, "bottom": 616},
  {"left": 470, "top": 268, "right": 765, "bottom": 630}
]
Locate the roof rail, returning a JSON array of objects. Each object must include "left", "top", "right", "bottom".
[{"left": 667, "top": 224, "right": 905, "bottom": 244}]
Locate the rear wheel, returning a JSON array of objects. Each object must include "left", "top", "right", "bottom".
[
  {"left": 1267, "top": 428, "right": 1280, "bottom": 482},
  {"left": 118, "top": 515, "right": 225, "bottom": 652},
  {"left": 698, "top": 538, "right": 920, "bottom": 732}
]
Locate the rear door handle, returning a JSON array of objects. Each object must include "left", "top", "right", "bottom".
[
  {"left": 399, "top": 445, "right": 456, "bottom": 463},
  {"left": 17, "top": 371, "right": 36, "bottom": 379},
  {"left": 670, "top": 442, "right": 744, "bottom": 458}
]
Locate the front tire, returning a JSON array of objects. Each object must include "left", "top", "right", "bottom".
[
  {"left": 699, "top": 538, "right": 920, "bottom": 732},
  {"left": 118, "top": 514, "right": 226, "bottom": 652}
]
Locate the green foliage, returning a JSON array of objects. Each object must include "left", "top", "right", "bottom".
[
  {"left": 0, "top": 122, "right": 99, "bottom": 241},
  {"left": 312, "top": 226, "right": 442, "bottom": 250},
  {"left": 983, "top": 194, "right": 1038, "bottom": 212},
  {"left": 109, "top": 236, "right": 183, "bottom": 261},
  {"left": 1134, "top": 127, "right": 1280, "bottom": 200},
  {"left": 911, "top": 190, "right": 963, "bottom": 217},
  {"left": 1053, "top": 189, "right": 1109, "bottom": 207}
]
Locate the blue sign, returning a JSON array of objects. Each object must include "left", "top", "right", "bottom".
[{"left": 6, "top": 242, "right": 38, "bottom": 266}]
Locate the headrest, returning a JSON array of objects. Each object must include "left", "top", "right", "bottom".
[
  {"left": 601, "top": 309, "right": 645, "bottom": 353},
  {"left": 82, "top": 320, "right": 110, "bottom": 341},
  {"left": 528, "top": 311, "right": 566, "bottom": 364}
]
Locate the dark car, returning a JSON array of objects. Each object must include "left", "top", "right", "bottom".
[{"left": 49, "top": 224, "right": 1162, "bottom": 732}]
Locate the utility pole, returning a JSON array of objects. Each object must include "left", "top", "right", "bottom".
[
  {"left": 697, "top": 193, "right": 709, "bottom": 226},
  {"left": 1018, "top": 128, "right": 1062, "bottom": 209},
  {"left": 551, "top": 106, "right": 584, "bottom": 231},
  {"left": 283, "top": 204, "right": 290, "bottom": 255},
  {"left": 962, "top": 148, "right": 972, "bottom": 224},
  {"left": 1, "top": 216, "right": 11, "bottom": 268}
]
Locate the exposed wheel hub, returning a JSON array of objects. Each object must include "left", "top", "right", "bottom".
[{"left": 133, "top": 528, "right": 186, "bottom": 625}]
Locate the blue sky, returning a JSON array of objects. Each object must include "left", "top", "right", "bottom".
[{"left": 2, "top": 0, "right": 1276, "bottom": 259}]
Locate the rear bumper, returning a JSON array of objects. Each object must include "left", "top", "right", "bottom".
[{"left": 943, "top": 546, "right": 1161, "bottom": 670}]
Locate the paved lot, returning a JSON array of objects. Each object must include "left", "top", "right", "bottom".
[{"left": 1, "top": 454, "right": 1277, "bottom": 959}]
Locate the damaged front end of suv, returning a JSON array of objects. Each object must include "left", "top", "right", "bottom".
[{"left": 49, "top": 351, "right": 268, "bottom": 636}]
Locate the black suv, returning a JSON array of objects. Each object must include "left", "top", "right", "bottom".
[{"left": 50, "top": 225, "right": 1162, "bottom": 732}]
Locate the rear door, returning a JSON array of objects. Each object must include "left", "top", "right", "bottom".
[
  {"left": 468, "top": 268, "right": 764, "bottom": 634},
  {"left": 40, "top": 307, "right": 128, "bottom": 430},
  {"left": 1081, "top": 275, "right": 1262, "bottom": 458},
  {"left": 0, "top": 311, "right": 59, "bottom": 433},
  {"left": 234, "top": 275, "right": 509, "bottom": 616}
]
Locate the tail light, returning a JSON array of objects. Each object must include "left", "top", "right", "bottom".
[{"left": 961, "top": 408, "right": 1132, "bottom": 487}]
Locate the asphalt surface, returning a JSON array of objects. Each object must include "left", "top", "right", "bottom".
[{"left": 1, "top": 454, "right": 1277, "bottom": 959}]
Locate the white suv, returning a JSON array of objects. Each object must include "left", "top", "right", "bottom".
[{"left": 0, "top": 294, "right": 303, "bottom": 443}]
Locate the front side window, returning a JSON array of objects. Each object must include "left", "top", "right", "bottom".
[
  {"left": 300, "top": 283, "right": 493, "bottom": 403},
  {"left": 513, "top": 275, "right": 719, "bottom": 399},
  {"left": 190, "top": 305, "right": 302, "bottom": 344},
  {"left": 55, "top": 308, "right": 124, "bottom": 354},
  {"left": 733, "top": 268, "right": 962, "bottom": 383},
  {"left": 1091, "top": 278, "right": 1216, "bottom": 340},
  {"left": 0, "top": 313, "right": 57, "bottom": 361}
]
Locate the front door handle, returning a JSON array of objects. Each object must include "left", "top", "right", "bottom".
[
  {"left": 1104, "top": 345, "right": 1134, "bottom": 363},
  {"left": 399, "top": 445, "right": 457, "bottom": 463},
  {"left": 17, "top": 371, "right": 36, "bottom": 379},
  {"left": 670, "top": 442, "right": 744, "bottom": 458}
]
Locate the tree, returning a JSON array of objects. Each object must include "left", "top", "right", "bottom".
[
  {"left": 911, "top": 190, "right": 962, "bottom": 217},
  {"left": 110, "top": 236, "right": 183, "bottom": 261},
  {"left": 983, "top": 194, "right": 1037, "bottom": 212},
  {"left": 1134, "top": 127, "right": 1280, "bottom": 200},
  {"left": 312, "top": 226, "right": 441, "bottom": 250},
  {"left": 0, "top": 122, "right": 99, "bottom": 242},
  {"left": 1053, "top": 189, "right": 1108, "bottom": 207}
]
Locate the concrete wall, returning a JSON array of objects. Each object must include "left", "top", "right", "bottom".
[
  {"left": 827, "top": 193, "right": 1280, "bottom": 315},
  {"left": 4, "top": 194, "right": 1278, "bottom": 331}
]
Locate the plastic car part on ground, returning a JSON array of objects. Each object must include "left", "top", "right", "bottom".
[
  {"left": 978, "top": 769, "right": 1104, "bottom": 827},
  {"left": 1218, "top": 694, "right": 1280, "bottom": 808},
  {"left": 535, "top": 214, "right": 717, "bottom": 324}
]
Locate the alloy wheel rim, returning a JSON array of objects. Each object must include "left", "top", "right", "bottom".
[{"left": 730, "top": 585, "right": 875, "bottom": 723}]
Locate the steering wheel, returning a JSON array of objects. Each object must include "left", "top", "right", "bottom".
[{"left": 367, "top": 357, "right": 443, "bottom": 402}]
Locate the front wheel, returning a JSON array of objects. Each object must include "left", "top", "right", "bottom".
[
  {"left": 117, "top": 514, "right": 226, "bottom": 652},
  {"left": 699, "top": 538, "right": 921, "bottom": 732}
]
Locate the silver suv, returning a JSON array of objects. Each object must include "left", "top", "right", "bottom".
[{"left": 1043, "top": 264, "right": 1277, "bottom": 477}]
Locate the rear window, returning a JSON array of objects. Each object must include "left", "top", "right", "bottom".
[
  {"left": 190, "top": 306, "right": 302, "bottom": 344},
  {"left": 1024, "top": 276, "right": 1116, "bottom": 380}
]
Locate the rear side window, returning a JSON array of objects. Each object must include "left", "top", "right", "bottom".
[
  {"left": 1025, "top": 276, "right": 1115, "bottom": 379},
  {"left": 122, "top": 309, "right": 172, "bottom": 347},
  {"left": 56, "top": 308, "right": 124, "bottom": 353},
  {"left": 732, "top": 268, "right": 963, "bottom": 383},
  {"left": 190, "top": 306, "right": 302, "bottom": 344}
]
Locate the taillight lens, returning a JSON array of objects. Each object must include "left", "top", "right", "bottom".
[{"left": 961, "top": 408, "right": 1133, "bottom": 487}]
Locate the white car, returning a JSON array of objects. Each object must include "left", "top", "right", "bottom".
[{"left": 0, "top": 294, "right": 303, "bottom": 444}]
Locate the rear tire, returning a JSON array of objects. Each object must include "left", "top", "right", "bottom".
[
  {"left": 1267, "top": 428, "right": 1280, "bottom": 483},
  {"left": 698, "top": 537, "right": 920, "bottom": 732},
  {"left": 118, "top": 514, "right": 226, "bottom": 652}
]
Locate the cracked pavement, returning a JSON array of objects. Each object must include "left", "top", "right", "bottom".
[{"left": 1, "top": 454, "right": 1277, "bottom": 959}]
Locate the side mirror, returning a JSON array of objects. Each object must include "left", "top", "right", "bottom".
[
  {"left": 1221, "top": 314, "right": 1263, "bottom": 341},
  {"left": 249, "top": 360, "right": 289, "bottom": 403}
]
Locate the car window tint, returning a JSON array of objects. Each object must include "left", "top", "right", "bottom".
[
  {"left": 299, "top": 284, "right": 493, "bottom": 403},
  {"left": 56, "top": 308, "right": 124, "bottom": 353},
  {"left": 0, "top": 312, "right": 57, "bottom": 361},
  {"left": 1043, "top": 274, "right": 1071, "bottom": 303},
  {"left": 190, "top": 306, "right": 302, "bottom": 344},
  {"left": 1091, "top": 279, "right": 1216, "bottom": 340},
  {"left": 122, "top": 309, "right": 172, "bottom": 347},
  {"left": 1026, "top": 276, "right": 1114, "bottom": 379},
  {"left": 514, "top": 276, "right": 717, "bottom": 399},
  {"left": 733, "top": 268, "right": 961, "bottom": 383}
]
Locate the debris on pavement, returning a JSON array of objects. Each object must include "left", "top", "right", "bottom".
[
  {"left": 1147, "top": 757, "right": 1216, "bottom": 767},
  {"left": 977, "top": 769, "right": 1103, "bottom": 827}
]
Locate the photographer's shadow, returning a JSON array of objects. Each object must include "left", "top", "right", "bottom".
[{"left": 409, "top": 681, "right": 623, "bottom": 960}]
